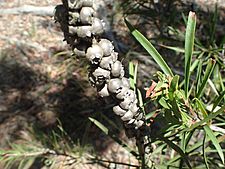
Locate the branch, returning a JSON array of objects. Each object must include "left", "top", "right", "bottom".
[{"left": 0, "top": 5, "right": 55, "bottom": 16}]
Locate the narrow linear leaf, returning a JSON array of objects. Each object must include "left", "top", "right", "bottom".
[
  {"left": 183, "top": 131, "right": 195, "bottom": 151},
  {"left": 212, "top": 90, "right": 225, "bottom": 112},
  {"left": 100, "top": 112, "right": 121, "bottom": 131},
  {"left": 170, "top": 132, "right": 220, "bottom": 164},
  {"left": 169, "top": 75, "right": 179, "bottom": 93},
  {"left": 186, "top": 104, "right": 225, "bottom": 132},
  {"left": 184, "top": 11, "right": 196, "bottom": 99},
  {"left": 208, "top": 79, "right": 219, "bottom": 96},
  {"left": 190, "top": 59, "right": 200, "bottom": 72},
  {"left": 161, "top": 136, "right": 192, "bottom": 168},
  {"left": 218, "top": 71, "right": 225, "bottom": 101},
  {"left": 179, "top": 58, "right": 200, "bottom": 88},
  {"left": 203, "top": 133, "right": 210, "bottom": 169},
  {"left": 203, "top": 125, "right": 224, "bottom": 164},
  {"left": 145, "top": 110, "right": 157, "bottom": 120},
  {"left": 134, "top": 61, "right": 138, "bottom": 86},
  {"left": 181, "top": 132, "right": 186, "bottom": 152},
  {"left": 196, "top": 59, "right": 216, "bottom": 98},
  {"left": 196, "top": 59, "right": 203, "bottom": 94},
  {"left": 88, "top": 117, "right": 138, "bottom": 157},
  {"left": 194, "top": 98, "right": 208, "bottom": 119},
  {"left": 125, "top": 19, "right": 173, "bottom": 76},
  {"left": 160, "top": 44, "right": 200, "bottom": 55},
  {"left": 159, "top": 97, "right": 170, "bottom": 109},
  {"left": 129, "top": 62, "right": 135, "bottom": 90}
]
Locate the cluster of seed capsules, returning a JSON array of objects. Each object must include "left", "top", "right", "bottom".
[{"left": 55, "top": 0, "right": 145, "bottom": 130}]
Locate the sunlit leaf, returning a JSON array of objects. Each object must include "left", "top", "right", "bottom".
[
  {"left": 203, "top": 125, "right": 224, "bottom": 164},
  {"left": 212, "top": 91, "right": 225, "bottom": 112},
  {"left": 186, "top": 105, "right": 225, "bottom": 131},
  {"left": 196, "top": 59, "right": 216, "bottom": 98},
  {"left": 194, "top": 98, "right": 208, "bottom": 119},
  {"left": 125, "top": 19, "right": 173, "bottom": 76},
  {"left": 184, "top": 11, "right": 196, "bottom": 99}
]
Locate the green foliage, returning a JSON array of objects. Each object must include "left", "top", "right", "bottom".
[
  {"left": 125, "top": 19, "right": 174, "bottom": 77},
  {"left": 184, "top": 11, "right": 196, "bottom": 99},
  {"left": 87, "top": 8, "right": 224, "bottom": 168},
  {"left": 123, "top": 10, "right": 225, "bottom": 168}
]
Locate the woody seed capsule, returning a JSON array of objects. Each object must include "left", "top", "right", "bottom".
[
  {"left": 108, "top": 78, "right": 123, "bottom": 93},
  {"left": 111, "top": 61, "right": 124, "bottom": 77},
  {"left": 98, "top": 39, "right": 114, "bottom": 56},
  {"left": 91, "top": 18, "right": 104, "bottom": 35},
  {"left": 80, "top": 7, "right": 95, "bottom": 24},
  {"left": 86, "top": 44, "right": 104, "bottom": 64},
  {"left": 113, "top": 105, "right": 127, "bottom": 116}
]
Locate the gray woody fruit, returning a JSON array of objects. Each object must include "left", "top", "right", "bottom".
[
  {"left": 92, "top": 67, "right": 110, "bottom": 84},
  {"left": 120, "top": 97, "right": 136, "bottom": 110},
  {"left": 91, "top": 18, "right": 104, "bottom": 35},
  {"left": 116, "top": 87, "right": 130, "bottom": 100},
  {"left": 98, "top": 83, "right": 110, "bottom": 97},
  {"left": 99, "top": 55, "right": 114, "bottom": 70},
  {"left": 122, "top": 77, "right": 130, "bottom": 88},
  {"left": 56, "top": 0, "right": 145, "bottom": 129},
  {"left": 69, "top": 25, "right": 92, "bottom": 37},
  {"left": 111, "top": 61, "right": 124, "bottom": 77},
  {"left": 121, "top": 110, "right": 134, "bottom": 121},
  {"left": 110, "top": 52, "right": 118, "bottom": 62},
  {"left": 98, "top": 39, "right": 114, "bottom": 56},
  {"left": 73, "top": 48, "right": 86, "bottom": 57},
  {"left": 108, "top": 78, "right": 123, "bottom": 93},
  {"left": 86, "top": 44, "right": 104, "bottom": 64},
  {"left": 113, "top": 105, "right": 126, "bottom": 116},
  {"left": 134, "top": 120, "right": 144, "bottom": 128},
  {"left": 80, "top": 7, "right": 95, "bottom": 24},
  {"left": 129, "top": 103, "right": 139, "bottom": 114}
]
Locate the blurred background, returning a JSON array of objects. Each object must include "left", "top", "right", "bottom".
[{"left": 0, "top": 0, "right": 224, "bottom": 168}]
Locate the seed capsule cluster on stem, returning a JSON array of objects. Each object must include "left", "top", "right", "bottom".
[{"left": 54, "top": 0, "right": 146, "bottom": 130}]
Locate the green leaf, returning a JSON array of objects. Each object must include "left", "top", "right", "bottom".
[
  {"left": 203, "top": 133, "right": 210, "bottom": 169},
  {"left": 125, "top": 19, "right": 173, "bottom": 76},
  {"left": 145, "top": 110, "right": 157, "bottom": 120},
  {"left": 186, "top": 104, "right": 225, "bottom": 132},
  {"left": 88, "top": 117, "right": 138, "bottom": 157},
  {"left": 129, "top": 62, "right": 135, "bottom": 90},
  {"left": 208, "top": 79, "right": 219, "bottom": 96},
  {"left": 194, "top": 98, "right": 208, "bottom": 119},
  {"left": 159, "top": 97, "right": 170, "bottom": 109},
  {"left": 190, "top": 59, "right": 200, "bottom": 72},
  {"left": 196, "top": 59, "right": 216, "bottom": 98},
  {"left": 218, "top": 71, "right": 225, "bottom": 101},
  {"left": 184, "top": 11, "right": 196, "bottom": 99},
  {"left": 162, "top": 136, "right": 192, "bottom": 168},
  {"left": 160, "top": 44, "right": 201, "bottom": 55},
  {"left": 203, "top": 125, "right": 224, "bottom": 164},
  {"left": 196, "top": 59, "right": 203, "bottom": 94},
  {"left": 212, "top": 90, "right": 225, "bottom": 112},
  {"left": 169, "top": 75, "right": 179, "bottom": 93}
]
